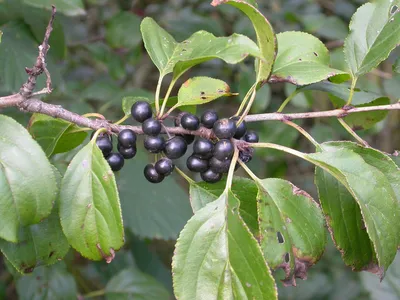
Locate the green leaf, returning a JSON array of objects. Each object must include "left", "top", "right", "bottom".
[
  {"left": 306, "top": 143, "right": 400, "bottom": 274},
  {"left": 106, "top": 268, "right": 170, "bottom": 300},
  {"left": 271, "top": 32, "right": 348, "bottom": 85},
  {"left": 59, "top": 140, "right": 124, "bottom": 262},
  {"left": 23, "top": 0, "right": 85, "bottom": 16},
  {"left": 16, "top": 263, "right": 78, "bottom": 300},
  {"left": 256, "top": 179, "right": 326, "bottom": 286},
  {"left": 189, "top": 177, "right": 259, "bottom": 235},
  {"left": 177, "top": 77, "right": 234, "bottom": 107},
  {"left": 394, "top": 57, "right": 400, "bottom": 73},
  {"left": 211, "top": 0, "right": 276, "bottom": 83},
  {"left": 172, "top": 190, "right": 277, "bottom": 299},
  {"left": 344, "top": 0, "right": 400, "bottom": 77},
  {"left": 28, "top": 114, "right": 88, "bottom": 157},
  {"left": 106, "top": 12, "right": 141, "bottom": 49},
  {"left": 300, "top": 14, "right": 348, "bottom": 40},
  {"left": 0, "top": 115, "right": 57, "bottom": 242}
]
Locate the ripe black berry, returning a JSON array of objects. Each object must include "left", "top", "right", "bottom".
[
  {"left": 174, "top": 112, "right": 188, "bottom": 127},
  {"left": 107, "top": 153, "right": 124, "bottom": 171},
  {"left": 201, "top": 169, "right": 222, "bottom": 183},
  {"left": 231, "top": 117, "right": 247, "bottom": 139},
  {"left": 244, "top": 130, "right": 259, "bottom": 143},
  {"left": 164, "top": 136, "right": 187, "bottom": 159},
  {"left": 96, "top": 136, "right": 113, "bottom": 157},
  {"left": 239, "top": 149, "right": 253, "bottom": 163},
  {"left": 117, "top": 143, "right": 137, "bottom": 159},
  {"left": 155, "top": 158, "right": 174, "bottom": 176},
  {"left": 142, "top": 118, "right": 162, "bottom": 136},
  {"left": 131, "top": 101, "right": 152, "bottom": 123},
  {"left": 201, "top": 110, "right": 219, "bottom": 129},
  {"left": 144, "top": 136, "right": 165, "bottom": 153},
  {"left": 213, "top": 139, "right": 234, "bottom": 161},
  {"left": 187, "top": 155, "right": 209, "bottom": 173},
  {"left": 193, "top": 138, "right": 214, "bottom": 159},
  {"left": 144, "top": 164, "right": 164, "bottom": 183},
  {"left": 181, "top": 113, "right": 200, "bottom": 131},
  {"left": 213, "top": 118, "right": 237, "bottom": 139},
  {"left": 118, "top": 129, "right": 136, "bottom": 148},
  {"left": 209, "top": 157, "right": 231, "bottom": 173}
]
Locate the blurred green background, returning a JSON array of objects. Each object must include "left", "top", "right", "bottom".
[{"left": 0, "top": 0, "right": 399, "bottom": 299}]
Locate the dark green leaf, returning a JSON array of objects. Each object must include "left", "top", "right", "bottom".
[
  {"left": 105, "top": 268, "right": 170, "bottom": 300},
  {"left": 59, "top": 140, "right": 124, "bottom": 262},
  {"left": 0, "top": 115, "right": 57, "bottom": 242},
  {"left": 23, "top": 0, "right": 85, "bottom": 16},
  {"left": 106, "top": 12, "right": 141, "bottom": 49}
]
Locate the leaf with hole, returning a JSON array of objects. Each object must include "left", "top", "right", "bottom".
[{"left": 0, "top": 115, "right": 57, "bottom": 243}]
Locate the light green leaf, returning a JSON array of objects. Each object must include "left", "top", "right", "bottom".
[
  {"left": 344, "top": 0, "right": 400, "bottom": 77},
  {"left": 106, "top": 12, "right": 141, "bottom": 49},
  {"left": 177, "top": 77, "right": 234, "bottom": 107},
  {"left": 211, "top": 0, "right": 276, "bottom": 83},
  {"left": 59, "top": 140, "right": 124, "bottom": 261},
  {"left": 106, "top": 268, "right": 170, "bottom": 300},
  {"left": 16, "top": 263, "right": 78, "bottom": 300},
  {"left": 28, "top": 114, "right": 88, "bottom": 157},
  {"left": 23, "top": 0, "right": 85, "bottom": 16},
  {"left": 0, "top": 115, "right": 57, "bottom": 242},
  {"left": 271, "top": 32, "right": 348, "bottom": 85},
  {"left": 172, "top": 190, "right": 277, "bottom": 300},
  {"left": 256, "top": 179, "right": 326, "bottom": 285}
]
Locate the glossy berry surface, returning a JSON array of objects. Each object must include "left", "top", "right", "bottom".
[
  {"left": 117, "top": 144, "right": 137, "bottom": 159},
  {"left": 193, "top": 138, "right": 214, "bottom": 159},
  {"left": 201, "top": 110, "right": 219, "bottom": 129},
  {"left": 164, "top": 136, "right": 188, "bottom": 159},
  {"left": 174, "top": 112, "right": 188, "bottom": 127},
  {"left": 144, "top": 136, "right": 165, "bottom": 153},
  {"left": 187, "top": 155, "right": 209, "bottom": 173},
  {"left": 213, "top": 118, "right": 237, "bottom": 139},
  {"left": 201, "top": 169, "right": 222, "bottom": 183},
  {"left": 142, "top": 118, "right": 162, "bottom": 136},
  {"left": 144, "top": 164, "right": 164, "bottom": 183},
  {"left": 131, "top": 101, "right": 152, "bottom": 123},
  {"left": 96, "top": 136, "right": 113, "bottom": 157},
  {"left": 181, "top": 113, "right": 200, "bottom": 131},
  {"left": 213, "top": 139, "right": 234, "bottom": 161},
  {"left": 118, "top": 129, "right": 136, "bottom": 148},
  {"left": 244, "top": 130, "right": 259, "bottom": 143},
  {"left": 155, "top": 158, "right": 174, "bottom": 176},
  {"left": 107, "top": 153, "right": 124, "bottom": 171},
  {"left": 209, "top": 157, "right": 231, "bottom": 173},
  {"left": 231, "top": 117, "right": 247, "bottom": 139}
]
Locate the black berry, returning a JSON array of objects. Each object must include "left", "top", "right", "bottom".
[
  {"left": 201, "top": 110, "right": 219, "bottom": 129},
  {"left": 201, "top": 169, "right": 222, "bottom": 183},
  {"left": 239, "top": 149, "right": 253, "bottom": 163},
  {"left": 144, "top": 164, "right": 164, "bottom": 183},
  {"left": 142, "top": 118, "right": 162, "bottom": 136},
  {"left": 193, "top": 138, "right": 214, "bottom": 159},
  {"left": 107, "top": 153, "right": 124, "bottom": 171},
  {"left": 244, "top": 130, "right": 259, "bottom": 143},
  {"left": 144, "top": 136, "right": 165, "bottom": 153},
  {"left": 117, "top": 143, "right": 137, "bottom": 159},
  {"left": 181, "top": 113, "right": 200, "bottom": 131},
  {"left": 131, "top": 101, "right": 152, "bottom": 123},
  {"left": 187, "top": 155, "right": 209, "bottom": 173},
  {"left": 213, "top": 118, "right": 237, "bottom": 139},
  {"left": 118, "top": 129, "right": 136, "bottom": 148},
  {"left": 174, "top": 112, "right": 188, "bottom": 127},
  {"left": 155, "top": 158, "right": 175, "bottom": 176},
  {"left": 164, "top": 136, "right": 187, "bottom": 159},
  {"left": 213, "top": 139, "right": 234, "bottom": 161},
  {"left": 231, "top": 117, "right": 247, "bottom": 139},
  {"left": 209, "top": 157, "right": 231, "bottom": 173},
  {"left": 96, "top": 136, "right": 113, "bottom": 157}
]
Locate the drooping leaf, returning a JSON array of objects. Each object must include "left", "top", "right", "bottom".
[
  {"left": 256, "top": 178, "right": 326, "bottom": 286},
  {"left": 23, "top": 0, "right": 85, "bottom": 16},
  {"left": 270, "top": 32, "right": 348, "bottom": 85},
  {"left": 106, "top": 12, "right": 142, "bottom": 49},
  {"left": 177, "top": 77, "right": 234, "bottom": 107},
  {"left": 59, "top": 140, "right": 124, "bottom": 262},
  {"left": 0, "top": 115, "right": 57, "bottom": 242},
  {"left": 211, "top": 0, "right": 276, "bottom": 83},
  {"left": 105, "top": 268, "right": 170, "bottom": 300},
  {"left": 172, "top": 190, "right": 277, "bottom": 300},
  {"left": 344, "top": 0, "right": 400, "bottom": 77},
  {"left": 28, "top": 114, "right": 88, "bottom": 157},
  {"left": 16, "top": 263, "right": 78, "bottom": 300}
]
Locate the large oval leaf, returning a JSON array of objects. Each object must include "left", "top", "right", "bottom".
[
  {"left": 172, "top": 190, "right": 277, "bottom": 300},
  {"left": 344, "top": 0, "right": 400, "bottom": 77},
  {"left": 59, "top": 140, "right": 124, "bottom": 262},
  {"left": 0, "top": 115, "right": 57, "bottom": 242}
]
